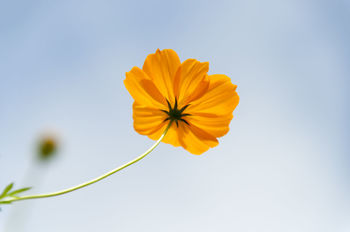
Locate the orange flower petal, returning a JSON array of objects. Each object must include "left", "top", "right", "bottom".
[
  {"left": 185, "top": 74, "right": 239, "bottom": 139},
  {"left": 133, "top": 102, "right": 167, "bottom": 135},
  {"left": 187, "top": 74, "right": 239, "bottom": 116},
  {"left": 142, "top": 49, "right": 181, "bottom": 105},
  {"left": 187, "top": 113, "right": 233, "bottom": 138},
  {"left": 125, "top": 67, "right": 167, "bottom": 109},
  {"left": 177, "top": 122, "right": 218, "bottom": 155},
  {"left": 147, "top": 123, "right": 181, "bottom": 147},
  {"left": 173, "top": 59, "right": 209, "bottom": 107},
  {"left": 161, "top": 124, "right": 182, "bottom": 147}
]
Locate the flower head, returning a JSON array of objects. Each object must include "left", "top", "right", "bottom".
[
  {"left": 124, "top": 49, "right": 239, "bottom": 155},
  {"left": 37, "top": 134, "right": 58, "bottom": 160}
]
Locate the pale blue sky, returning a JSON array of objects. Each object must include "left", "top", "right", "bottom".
[{"left": 1, "top": 0, "right": 349, "bottom": 231}]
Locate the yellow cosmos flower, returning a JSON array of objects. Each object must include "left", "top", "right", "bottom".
[{"left": 124, "top": 49, "right": 239, "bottom": 155}]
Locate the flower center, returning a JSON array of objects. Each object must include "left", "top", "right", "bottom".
[{"left": 161, "top": 98, "right": 191, "bottom": 127}]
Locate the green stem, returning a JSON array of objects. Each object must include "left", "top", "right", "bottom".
[{"left": 7, "top": 122, "right": 172, "bottom": 203}]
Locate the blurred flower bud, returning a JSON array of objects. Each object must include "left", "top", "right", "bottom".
[{"left": 37, "top": 135, "right": 58, "bottom": 161}]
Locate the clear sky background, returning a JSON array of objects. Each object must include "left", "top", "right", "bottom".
[{"left": 1, "top": 0, "right": 349, "bottom": 231}]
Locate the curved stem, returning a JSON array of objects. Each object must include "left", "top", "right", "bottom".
[{"left": 9, "top": 122, "right": 172, "bottom": 203}]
